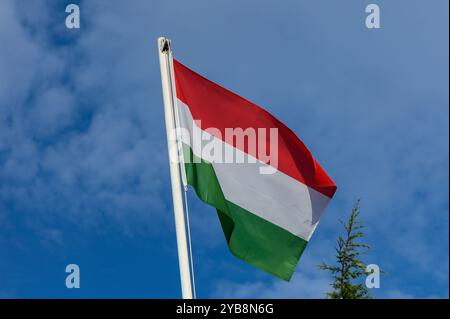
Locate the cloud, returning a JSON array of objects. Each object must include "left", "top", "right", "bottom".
[
  {"left": 0, "top": 0, "right": 171, "bottom": 244},
  {"left": 211, "top": 248, "right": 353, "bottom": 299},
  {"left": 213, "top": 270, "right": 331, "bottom": 299}
]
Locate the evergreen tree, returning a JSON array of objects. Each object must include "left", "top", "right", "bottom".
[{"left": 320, "top": 200, "right": 372, "bottom": 299}]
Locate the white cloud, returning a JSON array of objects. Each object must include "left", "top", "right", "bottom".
[{"left": 0, "top": 0, "right": 172, "bottom": 243}]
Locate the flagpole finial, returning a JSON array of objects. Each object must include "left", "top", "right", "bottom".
[{"left": 158, "top": 37, "right": 171, "bottom": 53}]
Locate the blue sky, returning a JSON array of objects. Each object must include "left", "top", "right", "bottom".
[{"left": 0, "top": 0, "right": 448, "bottom": 298}]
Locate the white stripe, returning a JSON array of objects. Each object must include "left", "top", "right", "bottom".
[{"left": 177, "top": 99, "right": 331, "bottom": 241}]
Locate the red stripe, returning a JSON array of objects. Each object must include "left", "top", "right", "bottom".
[{"left": 174, "top": 59, "right": 337, "bottom": 198}]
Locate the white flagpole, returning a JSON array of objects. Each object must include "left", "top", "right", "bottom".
[
  {"left": 166, "top": 40, "right": 197, "bottom": 299},
  {"left": 157, "top": 36, "right": 193, "bottom": 299}
]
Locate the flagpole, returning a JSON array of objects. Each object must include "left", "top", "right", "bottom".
[{"left": 157, "top": 36, "right": 193, "bottom": 299}]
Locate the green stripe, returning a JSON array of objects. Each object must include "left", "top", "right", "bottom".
[{"left": 183, "top": 144, "right": 307, "bottom": 281}]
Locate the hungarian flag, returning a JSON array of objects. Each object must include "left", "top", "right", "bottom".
[{"left": 173, "top": 59, "right": 337, "bottom": 281}]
